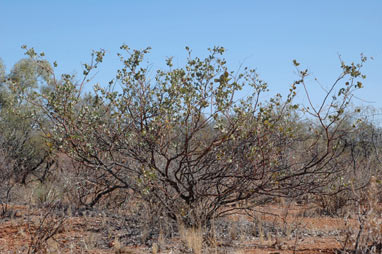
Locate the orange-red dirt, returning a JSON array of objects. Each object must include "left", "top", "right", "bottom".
[{"left": 0, "top": 204, "right": 356, "bottom": 253}]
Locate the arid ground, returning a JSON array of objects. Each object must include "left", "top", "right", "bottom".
[{"left": 1, "top": 202, "right": 368, "bottom": 254}]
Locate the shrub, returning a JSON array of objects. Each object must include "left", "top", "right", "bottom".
[{"left": 22, "top": 45, "right": 368, "bottom": 228}]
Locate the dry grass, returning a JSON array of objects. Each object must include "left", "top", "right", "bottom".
[
  {"left": 337, "top": 176, "right": 382, "bottom": 253},
  {"left": 178, "top": 220, "right": 203, "bottom": 254}
]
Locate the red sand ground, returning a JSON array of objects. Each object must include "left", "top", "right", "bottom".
[{"left": 0, "top": 204, "right": 358, "bottom": 254}]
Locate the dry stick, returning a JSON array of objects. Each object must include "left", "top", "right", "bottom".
[
  {"left": 292, "top": 228, "right": 299, "bottom": 254},
  {"left": 341, "top": 221, "right": 351, "bottom": 253},
  {"left": 354, "top": 214, "right": 365, "bottom": 253}
]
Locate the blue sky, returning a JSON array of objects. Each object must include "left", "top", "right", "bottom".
[{"left": 1, "top": 1, "right": 381, "bottom": 110}]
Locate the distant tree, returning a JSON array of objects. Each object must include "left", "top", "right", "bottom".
[
  {"left": 0, "top": 57, "right": 53, "bottom": 188},
  {"left": 0, "top": 58, "right": 5, "bottom": 79},
  {"left": 0, "top": 58, "right": 6, "bottom": 107}
]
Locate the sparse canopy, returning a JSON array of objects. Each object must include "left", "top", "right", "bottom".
[{"left": 14, "top": 45, "right": 368, "bottom": 226}]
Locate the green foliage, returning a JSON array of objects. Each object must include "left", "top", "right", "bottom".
[
  {"left": 0, "top": 57, "right": 53, "bottom": 185},
  {"left": 0, "top": 58, "right": 5, "bottom": 81}
]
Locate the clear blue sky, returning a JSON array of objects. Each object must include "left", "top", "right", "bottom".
[{"left": 1, "top": 1, "right": 381, "bottom": 110}]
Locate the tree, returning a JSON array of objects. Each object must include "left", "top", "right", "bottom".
[
  {"left": 0, "top": 57, "right": 53, "bottom": 189},
  {"left": 25, "top": 45, "right": 367, "bottom": 227}
]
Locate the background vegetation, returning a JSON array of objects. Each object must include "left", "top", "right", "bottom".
[{"left": 0, "top": 46, "right": 381, "bottom": 253}]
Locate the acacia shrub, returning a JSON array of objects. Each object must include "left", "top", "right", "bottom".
[{"left": 24, "top": 45, "right": 368, "bottom": 227}]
